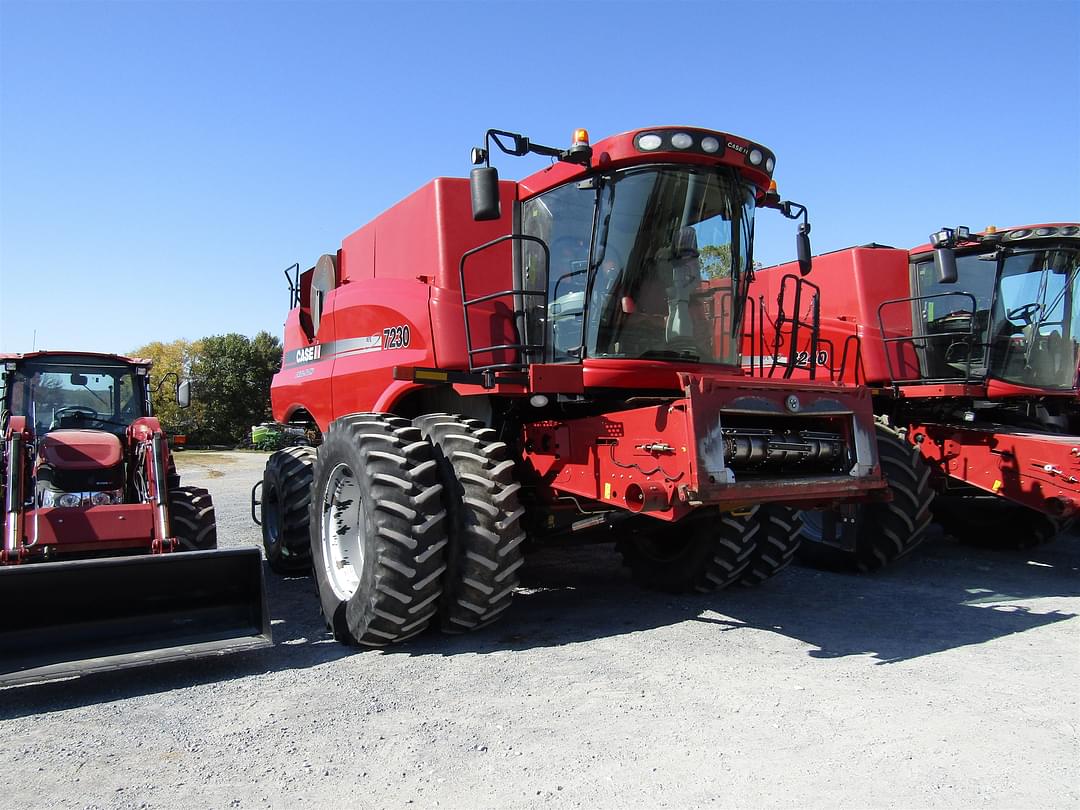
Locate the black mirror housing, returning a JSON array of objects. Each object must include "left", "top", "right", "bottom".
[
  {"left": 797, "top": 228, "right": 812, "bottom": 276},
  {"left": 470, "top": 166, "right": 501, "bottom": 221},
  {"left": 934, "top": 248, "right": 959, "bottom": 284}
]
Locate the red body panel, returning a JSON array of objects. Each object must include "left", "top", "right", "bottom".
[
  {"left": 522, "top": 374, "right": 880, "bottom": 521},
  {"left": 271, "top": 178, "right": 519, "bottom": 429},
  {"left": 29, "top": 504, "right": 156, "bottom": 550},
  {"left": 911, "top": 424, "right": 1080, "bottom": 516},
  {"left": 748, "top": 246, "right": 914, "bottom": 386}
]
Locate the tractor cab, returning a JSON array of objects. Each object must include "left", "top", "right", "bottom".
[
  {"left": 521, "top": 164, "right": 752, "bottom": 366},
  {"left": 4, "top": 354, "right": 152, "bottom": 438},
  {"left": 905, "top": 226, "right": 1080, "bottom": 391},
  {"left": 3, "top": 354, "right": 154, "bottom": 510}
]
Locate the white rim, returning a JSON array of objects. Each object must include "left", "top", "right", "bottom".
[{"left": 320, "top": 462, "right": 365, "bottom": 601}]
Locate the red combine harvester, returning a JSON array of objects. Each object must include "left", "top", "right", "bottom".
[
  {"left": 1, "top": 351, "right": 270, "bottom": 686},
  {"left": 256, "top": 126, "right": 888, "bottom": 647},
  {"left": 747, "top": 223, "right": 1080, "bottom": 569}
]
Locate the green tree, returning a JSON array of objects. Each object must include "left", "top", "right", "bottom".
[
  {"left": 130, "top": 339, "right": 201, "bottom": 435},
  {"left": 189, "top": 332, "right": 282, "bottom": 445},
  {"left": 699, "top": 244, "right": 733, "bottom": 279}
]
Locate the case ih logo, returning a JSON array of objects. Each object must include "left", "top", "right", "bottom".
[
  {"left": 726, "top": 141, "right": 749, "bottom": 155},
  {"left": 296, "top": 345, "right": 322, "bottom": 364}
]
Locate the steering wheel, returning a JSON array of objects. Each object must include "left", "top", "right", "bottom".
[
  {"left": 53, "top": 405, "right": 100, "bottom": 423},
  {"left": 1006, "top": 302, "right": 1041, "bottom": 323}
]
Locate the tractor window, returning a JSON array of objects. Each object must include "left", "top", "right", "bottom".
[
  {"left": 10, "top": 358, "right": 146, "bottom": 432},
  {"left": 913, "top": 253, "right": 997, "bottom": 378},
  {"left": 915, "top": 247, "right": 1080, "bottom": 388},
  {"left": 989, "top": 248, "right": 1080, "bottom": 389},
  {"left": 521, "top": 181, "right": 597, "bottom": 361},
  {"left": 586, "top": 166, "right": 755, "bottom": 365},
  {"left": 520, "top": 165, "right": 755, "bottom": 365}
]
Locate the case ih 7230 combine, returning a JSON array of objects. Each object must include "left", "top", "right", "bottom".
[
  {"left": 1, "top": 351, "right": 269, "bottom": 686},
  {"left": 748, "top": 223, "right": 1080, "bottom": 570},
  {"left": 258, "top": 125, "right": 889, "bottom": 647}
]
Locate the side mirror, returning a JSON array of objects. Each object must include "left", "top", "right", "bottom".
[
  {"left": 797, "top": 228, "right": 812, "bottom": 276},
  {"left": 933, "top": 248, "right": 958, "bottom": 284},
  {"left": 470, "top": 166, "right": 501, "bottom": 221},
  {"left": 177, "top": 380, "right": 191, "bottom": 409}
]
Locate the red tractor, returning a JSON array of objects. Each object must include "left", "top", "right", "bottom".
[
  {"left": 747, "top": 223, "right": 1080, "bottom": 569},
  {"left": 1, "top": 351, "right": 270, "bottom": 686},
  {"left": 256, "top": 126, "right": 888, "bottom": 647}
]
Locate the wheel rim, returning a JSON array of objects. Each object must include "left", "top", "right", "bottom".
[
  {"left": 320, "top": 462, "right": 366, "bottom": 601},
  {"left": 800, "top": 509, "right": 824, "bottom": 542}
]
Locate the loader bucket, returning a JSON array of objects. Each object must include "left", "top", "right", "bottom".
[{"left": 0, "top": 548, "right": 272, "bottom": 687}]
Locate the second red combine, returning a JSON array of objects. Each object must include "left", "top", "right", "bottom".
[
  {"left": 257, "top": 126, "right": 888, "bottom": 646},
  {"left": 748, "top": 223, "right": 1080, "bottom": 569}
]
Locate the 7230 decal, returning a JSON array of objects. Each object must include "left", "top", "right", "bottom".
[{"left": 382, "top": 325, "right": 411, "bottom": 349}]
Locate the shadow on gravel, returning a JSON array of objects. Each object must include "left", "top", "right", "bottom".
[
  {"left": 4, "top": 533, "right": 1077, "bottom": 716},
  {"left": 382, "top": 530, "right": 1080, "bottom": 665},
  {"left": 0, "top": 562, "right": 346, "bottom": 720}
]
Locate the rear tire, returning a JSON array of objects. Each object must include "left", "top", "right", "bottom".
[
  {"left": 413, "top": 414, "right": 526, "bottom": 633},
  {"left": 309, "top": 414, "right": 448, "bottom": 646},
  {"left": 618, "top": 507, "right": 759, "bottom": 593},
  {"left": 261, "top": 446, "right": 316, "bottom": 575},
  {"left": 166, "top": 454, "right": 181, "bottom": 490},
  {"left": 934, "top": 497, "right": 1071, "bottom": 550},
  {"left": 169, "top": 486, "right": 217, "bottom": 551},
  {"left": 799, "top": 424, "right": 934, "bottom": 572},
  {"left": 740, "top": 505, "right": 803, "bottom": 586}
]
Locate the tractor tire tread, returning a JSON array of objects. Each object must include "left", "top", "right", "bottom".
[
  {"left": 413, "top": 413, "right": 526, "bottom": 633},
  {"left": 169, "top": 485, "right": 218, "bottom": 551},
  {"left": 311, "top": 413, "right": 447, "bottom": 646}
]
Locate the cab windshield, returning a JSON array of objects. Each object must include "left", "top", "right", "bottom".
[
  {"left": 521, "top": 165, "right": 756, "bottom": 365},
  {"left": 914, "top": 246, "right": 1080, "bottom": 389},
  {"left": 7, "top": 357, "right": 148, "bottom": 434}
]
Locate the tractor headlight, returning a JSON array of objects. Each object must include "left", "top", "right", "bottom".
[
  {"left": 40, "top": 489, "right": 69, "bottom": 507},
  {"left": 41, "top": 489, "right": 123, "bottom": 507}
]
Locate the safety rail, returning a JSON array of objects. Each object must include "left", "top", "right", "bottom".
[
  {"left": 876, "top": 292, "right": 980, "bottom": 385},
  {"left": 768, "top": 274, "right": 823, "bottom": 380},
  {"left": 284, "top": 263, "right": 301, "bottom": 309},
  {"left": 744, "top": 281, "right": 864, "bottom": 384},
  {"left": 459, "top": 235, "right": 550, "bottom": 374}
]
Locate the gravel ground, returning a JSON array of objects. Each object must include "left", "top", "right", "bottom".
[{"left": 2, "top": 450, "right": 1078, "bottom": 809}]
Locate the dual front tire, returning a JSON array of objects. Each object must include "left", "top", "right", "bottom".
[{"left": 307, "top": 413, "right": 525, "bottom": 646}]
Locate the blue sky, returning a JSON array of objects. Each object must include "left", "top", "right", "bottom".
[{"left": 1, "top": 0, "right": 1077, "bottom": 354}]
